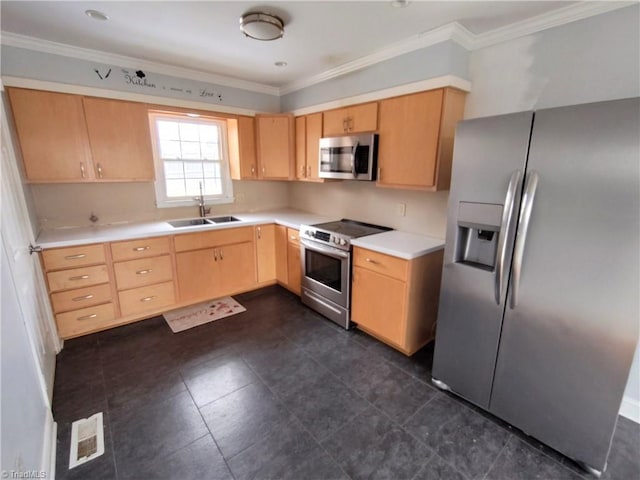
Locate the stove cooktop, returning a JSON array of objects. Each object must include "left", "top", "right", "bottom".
[{"left": 300, "top": 219, "right": 392, "bottom": 251}]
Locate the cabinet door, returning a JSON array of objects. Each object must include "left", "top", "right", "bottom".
[
  {"left": 7, "top": 88, "right": 93, "bottom": 182},
  {"left": 256, "top": 225, "right": 276, "bottom": 283},
  {"left": 275, "top": 225, "right": 288, "bottom": 285},
  {"left": 305, "top": 113, "right": 323, "bottom": 180},
  {"left": 351, "top": 266, "right": 406, "bottom": 346},
  {"left": 348, "top": 103, "right": 378, "bottom": 133},
  {"left": 83, "top": 97, "right": 155, "bottom": 181},
  {"left": 216, "top": 241, "right": 257, "bottom": 296},
  {"left": 229, "top": 116, "right": 258, "bottom": 180},
  {"left": 377, "top": 90, "right": 443, "bottom": 188},
  {"left": 176, "top": 248, "right": 218, "bottom": 303},
  {"left": 286, "top": 242, "right": 301, "bottom": 295},
  {"left": 256, "top": 114, "right": 294, "bottom": 179},
  {"left": 322, "top": 107, "right": 349, "bottom": 136},
  {"left": 295, "top": 116, "right": 307, "bottom": 179}
]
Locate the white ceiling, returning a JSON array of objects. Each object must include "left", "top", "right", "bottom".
[{"left": 0, "top": 1, "right": 590, "bottom": 90}]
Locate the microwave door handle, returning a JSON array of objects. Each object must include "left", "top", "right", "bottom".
[{"left": 351, "top": 142, "right": 359, "bottom": 178}]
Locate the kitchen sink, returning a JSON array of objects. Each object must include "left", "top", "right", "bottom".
[
  {"left": 168, "top": 218, "right": 215, "bottom": 228},
  {"left": 210, "top": 216, "right": 240, "bottom": 223}
]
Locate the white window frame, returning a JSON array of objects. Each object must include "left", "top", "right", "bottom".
[{"left": 148, "top": 111, "right": 234, "bottom": 208}]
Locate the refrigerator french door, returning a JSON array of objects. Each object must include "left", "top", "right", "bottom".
[{"left": 432, "top": 98, "right": 639, "bottom": 476}]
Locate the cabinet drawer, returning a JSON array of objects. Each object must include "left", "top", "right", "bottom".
[
  {"left": 114, "top": 254, "right": 173, "bottom": 290},
  {"left": 287, "top": 227, "right": 300, "bottom": 245},
  {"left": 118, "top": 281, "right": 175, "bottom": 317},
  {"left": 174, "top": 227, "right": 254, "bottom": 252},
  {"left": 353, "top": 247, "right": 408, "bottom": 281},
  {"left": 56, "top": 303, "right": 117, "bottom": 338},
  {"left": 47, "top": 264, "right": 109, "bottom": 292},
  {"left": 42, "top": 244, "right": 105, "bottom": 271},
  {"left": 111, "top": 236, "right": 170, "bottom": 261},
  {"left": 50, "top": 283, "right": 112, "bottom": 313}
]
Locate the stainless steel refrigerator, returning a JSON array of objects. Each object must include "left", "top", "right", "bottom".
[{"left": 432, "top": 97, "right": 639, "bottom": 476}]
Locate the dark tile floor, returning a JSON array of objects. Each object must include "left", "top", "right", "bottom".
[{"left": 53, "top": 286, "right": 639, "bottom": 480}]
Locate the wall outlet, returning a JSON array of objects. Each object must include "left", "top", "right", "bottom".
[{"left": 396, "top": 203, "right": 406, "bottom": 217}]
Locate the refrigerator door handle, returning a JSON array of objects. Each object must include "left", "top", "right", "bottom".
[
  {"left": 494, "top": 170, "right": 522, "bottom": 305},
  {"left": 509, "top": 171, "right": 539, "bottom": 309}
]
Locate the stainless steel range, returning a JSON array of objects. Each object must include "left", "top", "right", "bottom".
[{"left": 299, "top": 219, "right": 392, "bottom": 329}]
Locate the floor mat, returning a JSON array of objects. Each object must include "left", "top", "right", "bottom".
[{"left": 163, "top": 296, "right": 246, "bottom": 333}]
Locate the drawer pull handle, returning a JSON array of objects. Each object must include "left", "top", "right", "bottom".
[
  {"left": 72, "top": 294, "right": 94, "bottom": 301},
  {"left": 65, "top": 253, "right": 86, "bottom": 260},
  {"left": 69, "top": 275, "right": 90, "bottom": 281},
  {"left": 219, "top": 249, "right": 224, "bottom": 260},
  {"left": 140, "top": 296, "right": 156, "bottom": 302},
  {"left": 136, "top": 269, "right": 152, "bottom": 275},
  {"left": 365, "top": 258, "right": 379, "bottom": 264},
  {"left": 77, "top": 313, "right": 98, "bottom": 321},
  {"left": 290, "top": 235, "right": 297, "bottom": 240},
  {"left": 133, "top": 246, "right": 150, "bottom": 252}
]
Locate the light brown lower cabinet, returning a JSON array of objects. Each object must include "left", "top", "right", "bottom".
[
  {"left": 255, "top": 225, "right": 277, "bottom": 284},
  {"left": 274, "top": 226, "right": 301, "bottom": 295},
  {"left": 351, "top": 247, "right": 444, "bottom": 355},
  {"left": 174, "top": 227, "right": 257, "bottom": 304}
]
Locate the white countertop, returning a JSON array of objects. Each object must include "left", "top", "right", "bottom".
[
  {"left": 36, "top": 209, "right": 444, "bottom": 259},
  {"left": 35, "top": 209, "right": 335, "bottom": 249},
  {"left": 351, "top": 230, "right": 445, "bottom": 260}
]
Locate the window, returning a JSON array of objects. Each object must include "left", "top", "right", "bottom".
[{"left": 149, "top": 112, "right": 234, "bottom": 208}]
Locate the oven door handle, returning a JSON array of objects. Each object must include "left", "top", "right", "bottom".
[{"left": 301, "top": 239, "right": 350, "bottom": 259}]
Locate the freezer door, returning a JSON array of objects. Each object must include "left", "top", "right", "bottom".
[
  {"left": 490, "top": 98, "right": 640, "bottom": 472},
  {"left": 432, "top": 111, "right": 534, "bottom": 408}
]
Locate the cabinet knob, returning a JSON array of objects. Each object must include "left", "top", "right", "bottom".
[{"left": 219, "top": 249, "right": 224, "bottom": 260}]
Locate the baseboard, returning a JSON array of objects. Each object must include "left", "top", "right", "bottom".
[
  {"left": 619, "top": 395, "right": 640, "bottom": 424},
  {"left": 41, "top": 411, "right": 57, "bottom": 479}
]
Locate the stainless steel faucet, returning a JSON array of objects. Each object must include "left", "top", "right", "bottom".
[{"left": 195, "top": 182, "right": 211, "bottom": 218}]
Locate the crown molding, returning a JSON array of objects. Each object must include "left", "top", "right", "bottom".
[
  {"left": 290, "top": 75, "right": 471, "bottom": 116},
  {"left": 1, "top": 76, "right": 261, "bottom": 116},
  {"left": 0, "top": 32, "right": 281, "bottom": 96},
  {"left": 471, "top": 1, "right": 635, "bottom": 50},
  {"left": 280, "top": 22, "right": 474, "bottom": 95}
]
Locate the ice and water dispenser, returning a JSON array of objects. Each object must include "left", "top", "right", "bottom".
[{"left": 454, "top": 202, "right": 504, "bottom": 271}]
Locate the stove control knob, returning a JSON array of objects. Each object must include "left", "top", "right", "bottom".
[
  {"left": 305, "top": 230, "right": 313, "bottom": 237},
  {"left": 331, "top": 236, "right": 338, "bottom": 244},
  {"left": 339, "top": 238, "right": 347, "bottom": 246}
]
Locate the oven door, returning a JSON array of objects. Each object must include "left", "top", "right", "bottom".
[{"left": 300, "top": 239, "right": 350, "bottom": 308}]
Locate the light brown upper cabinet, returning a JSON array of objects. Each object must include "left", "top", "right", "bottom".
[
  {"left": 7, "top": 87, "right": 94, "bottom": 182},
  {"left": 83, "top": 97, "right": 155, "bottom": 181},
  {"left": 377, "top": 88, "right": 466, "bottom": 190},
  {"left": 295, "top": 113, "right": 323, "bottom": 181},
  {"left": 228, "top": 116, "right": 258, "bottom": 180},
  {"left": 255, "top": 114, "right": 295, "bottom": 180},
  {"left": 7, "top": 88, "right": 155, "bottom": 183},
  {"left": 322, "top": 102, "right": 378, "bottom": 136}
]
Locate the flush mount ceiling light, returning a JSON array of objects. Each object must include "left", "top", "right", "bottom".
[
  {"left": 239, "top": 12, "right": 284, "bottom": 41},
  {"left": 85, "top": 9, "right": 109, "bottom": 21}
]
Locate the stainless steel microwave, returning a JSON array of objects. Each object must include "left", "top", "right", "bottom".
[{"left": 318, "top": 133, "right": 378, "bottom": 180}]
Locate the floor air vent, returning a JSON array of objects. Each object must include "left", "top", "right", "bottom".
[{"left": 69, "top": 412, "right": 105, "bottom": 469}]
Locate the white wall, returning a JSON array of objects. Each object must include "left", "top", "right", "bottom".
[
  {"left": 290, "top": 182, "right": 448, "bottom": 238},
  {"left": 30, "top": 180, "right": 290, "bottom": 229},
  {"left": 465, "top": 4, "right": 640, "bottom": 420}
]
